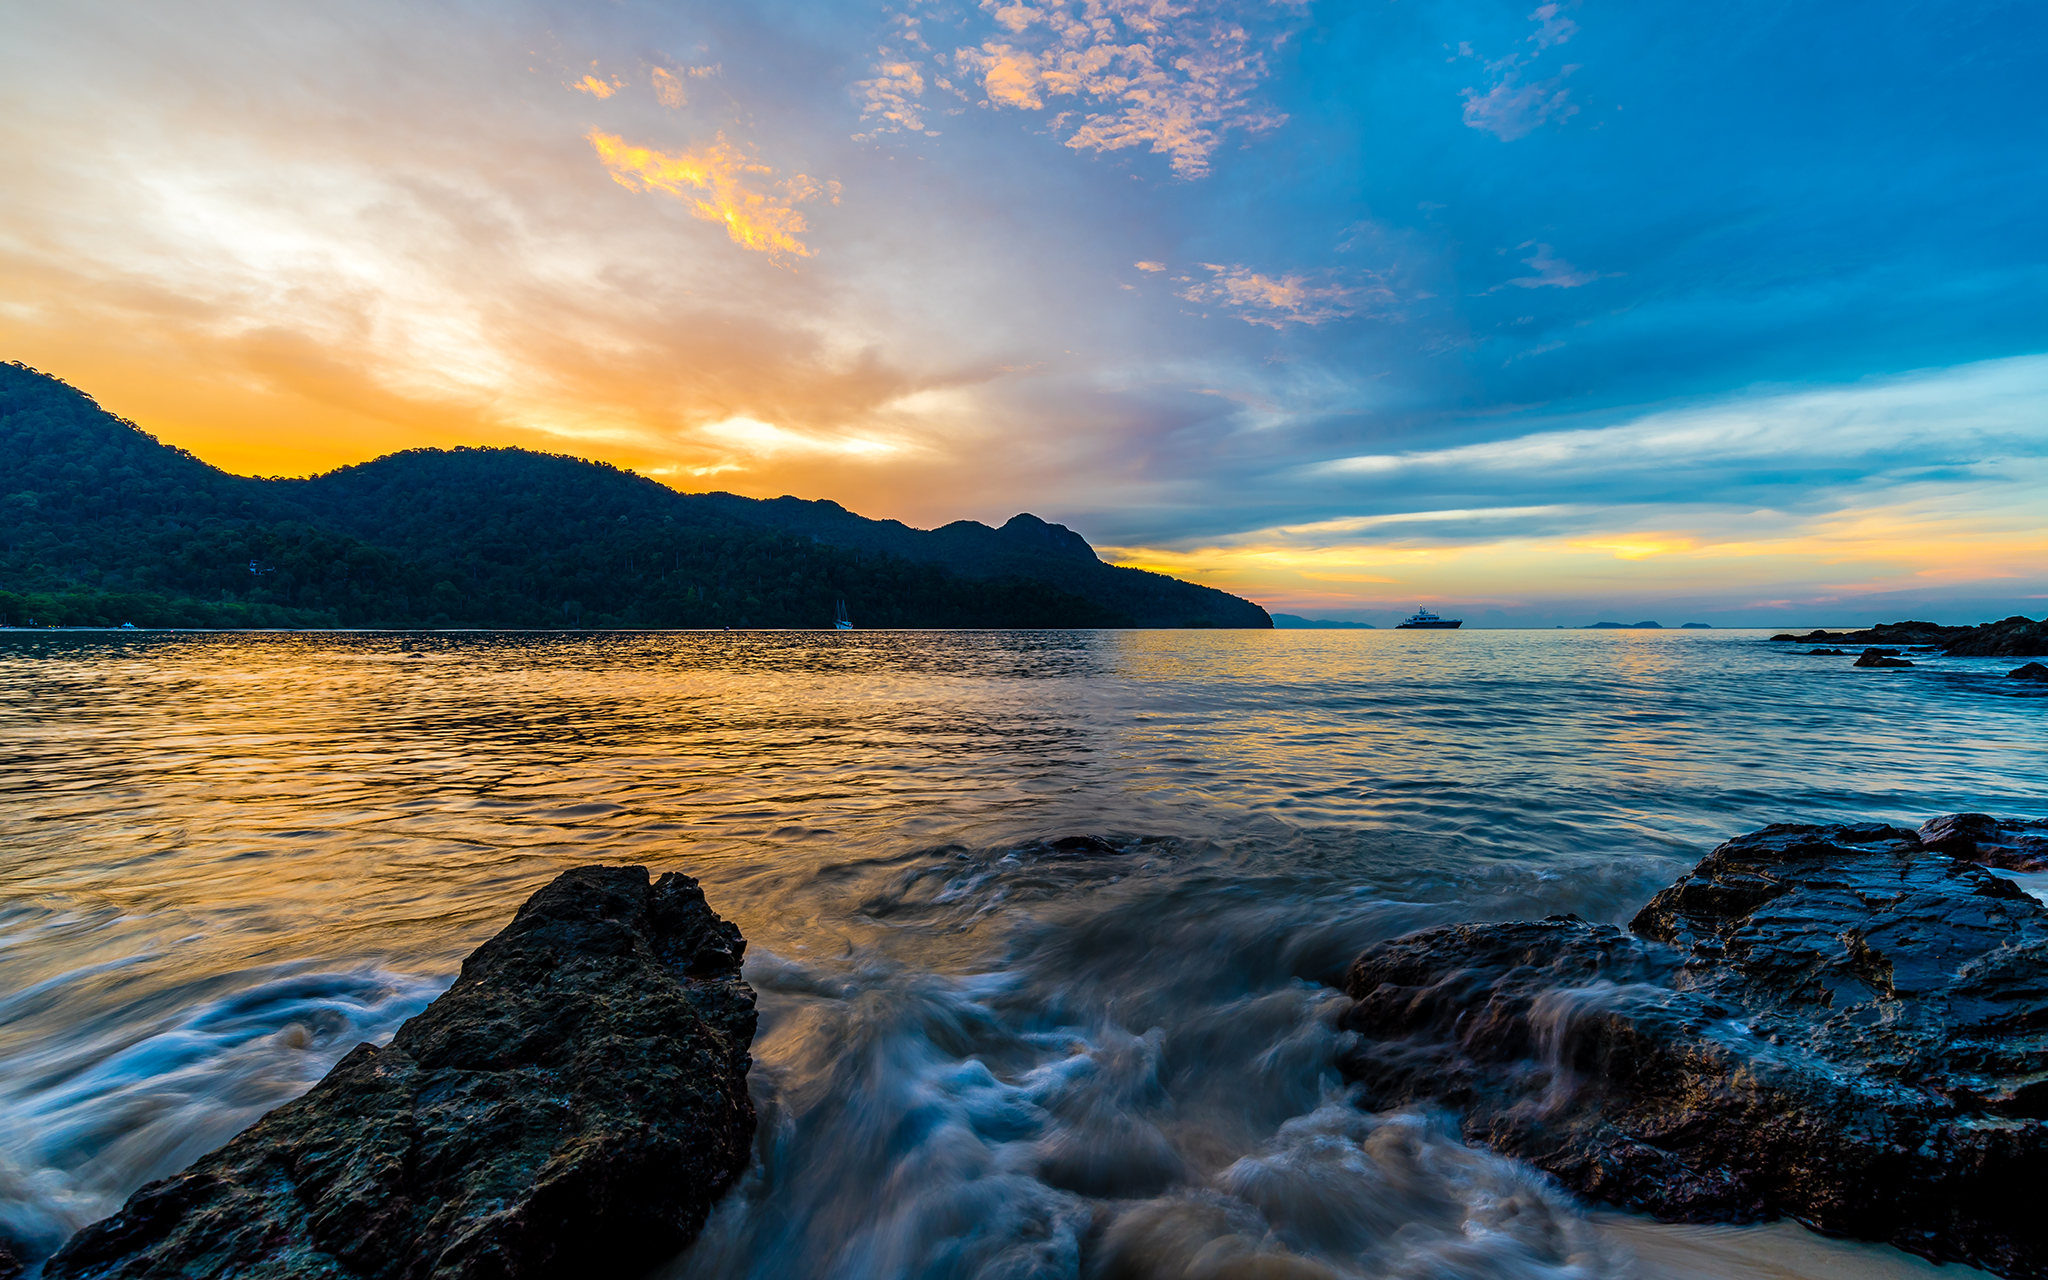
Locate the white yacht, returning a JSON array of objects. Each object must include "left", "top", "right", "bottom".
[{"left": 1396, "top": 608, "right": 1463, "bottom": 629}]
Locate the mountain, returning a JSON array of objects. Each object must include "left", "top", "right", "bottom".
[
  {"left": 0, "top": 363, "right": 1270, "bottom": 630},
  {"left": 1271, "top": 614, "right": 1377, "bottom": 629}
]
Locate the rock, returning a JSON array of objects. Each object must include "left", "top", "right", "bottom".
[
  {"left": 1919, "top": 814, "right": 2048, "bottom": 873},
  {"left": 1945, "top": 617, "right": 2048, "bottom": 658},
  {"left": 0, "top": 1234, "right": 24, "bottom": 1280},
  {"left": 1804, "top": 648, "right": 1846, "bottom": 655},
  {"left": 1340, "top": 819, "right": 2048, "bottom": 1277},
  {"left": 1853, "top": 648, "right": 1914, "bottom": 667},
  {"left": 1834, "top": 620, "right": 1969, "bottom": 646},
  {"left": 44, "top": 866, "right": 757, "bottom": 1280},
  {"left": 2006, "top": 661, "right": 2048, "bottom": 682}
]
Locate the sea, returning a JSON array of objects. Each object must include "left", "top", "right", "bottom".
[{"left": 1, "top": 628, "right": 2042, "bottom": 1279}]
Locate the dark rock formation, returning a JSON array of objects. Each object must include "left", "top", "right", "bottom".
[
  {"left": 1946, "top": 617, "right": 2048, "bottom": 658},
  {"left": 1770, "top": 618, "right": 2045, "bottom": 657},
  {"left": 1804, "top": 647, "right": 1845, "bottom": 655},
  {"left": 1919, "top": 813, "right": 2048, "bottom": 873},
  {"left": 2010, "top": 661, "right": 2048, "bottom": 683},
  {"left": 1853, "top": 647, "right": 1914, "bottom": 667},
  {"left": 0, "top": 1234, "right": 24, "bottom": 1280},
  {"left": 45, "top": 866, "right": 756, "bottom": 1280},
  {"left": 1341, "top": 819, "right": 2048, "bottom": 1277}
]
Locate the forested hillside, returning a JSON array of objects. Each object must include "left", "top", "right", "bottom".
[{"left": 0, "top": 363, "right": 1268, "bottom": 629}]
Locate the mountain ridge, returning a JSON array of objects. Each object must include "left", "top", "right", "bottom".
[{"left": 0, "top": 363, "right": 1270, "bottom": 630}]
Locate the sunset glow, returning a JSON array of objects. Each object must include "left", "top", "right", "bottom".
[{"left": 1, "top": 0, "right": 2041, "bottom": 624}]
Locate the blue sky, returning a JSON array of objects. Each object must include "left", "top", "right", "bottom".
[{"left": 2, "top": 0, "right": 2043, "bottom": 622}]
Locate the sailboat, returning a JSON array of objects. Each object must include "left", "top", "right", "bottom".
[{"left": 834, "top": 599, "right": 853, "bottom": 631}]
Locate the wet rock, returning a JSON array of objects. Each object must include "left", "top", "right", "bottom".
[
  {"left": 1853, "top": 648, "right": 1914, "bottom": 667},
  {"left": 1803, "top": 648, "right": 1845, "bottom": 655},
  {"left": 45, "top": 866, "right": 757, "bottom": 1280},
  {"left": 0, "top": 1234, "right": 24, "bottom": 1280},
  {"left": 1919, "top": 813, "right": 2048, "bottom": 873},
  {"left": 1339, "top": 819, "right": 2048, "bottom": 1277},
  {"left": 2007, "top": 661, "right": 2048, "bottom": 683},
  {"left": 1944, "top": 616, "right": 2048, "bottom": 658}
]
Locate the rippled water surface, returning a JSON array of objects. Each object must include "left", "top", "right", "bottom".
[{"left": 2, "top": 628, "right": 2041, "bottom": 1276}]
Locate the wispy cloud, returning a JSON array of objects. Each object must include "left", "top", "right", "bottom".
[
  {"left": 587, "top": 131, "right": 833, "bottom": 258},
  {"left": 1178, "top": 262, "right": 1381, "bottom": 327},
  {"left": 1458, "top": 4, "right": 1583, "bottom": 140},
  {"left": 1462, "top": 70, "right": 1577, "bottom": 140},
  {"left": 854, "top": 60, "right": 930, "bottom": 136},
  {"left": 651, "top": 67, "right": 686, "bottom": 108},
  {"left": 953, "top": 0, "right": 1292, "bottom": 178},
  {"left": 1527, "top": 3, "right": 1578, "bottom": 50},
  {"left": 571, "top": 74, "right": 620, "bottom": 99},
  {"left": 1504, "top": 242, "right": 1606, "bottom": 289}
]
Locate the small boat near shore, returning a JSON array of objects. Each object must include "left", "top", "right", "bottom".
[{"left": 1396, "top": 608, "right": 1463, "bottom": 629}]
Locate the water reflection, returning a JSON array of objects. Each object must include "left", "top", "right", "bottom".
[{"left": 0, "top": 629, "right": 2038, "bottom": 1275}]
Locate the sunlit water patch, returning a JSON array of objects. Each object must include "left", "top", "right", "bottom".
[{"left": 0, "top": 628, "right": 2039, "bottom": 1276}]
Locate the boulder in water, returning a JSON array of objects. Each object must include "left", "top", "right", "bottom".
[
  {"left": 1340, "top": 819, "right": 2048, "bottom": 1277},
  {"left": 1853, "top": 648, "right": 1914, "bottom": 667},
  {"left": 43, "top": 866, "right": 757, "bottom": 1280},
  {"left": 2007, "top": 661, "right": 2048, "bottom": 683}
]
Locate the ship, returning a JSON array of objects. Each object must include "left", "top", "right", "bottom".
[
  {"left": 1395, "top": 608, "right": 1463, "bottom": 629},
  {"left": 834, "top": 599, "right": 853, "bottom": 631}
]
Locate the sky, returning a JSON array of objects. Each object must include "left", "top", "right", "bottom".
[{"left": 2, "top": 0, "right": 2044, "bottom": 625}]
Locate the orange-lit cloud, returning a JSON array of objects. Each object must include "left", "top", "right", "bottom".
[
  {"left": 951, "top": 3, "right": 1289, "bottom": 177},
  {"left": 651, "top": 67, "right": 686, "bottom": 108},
  {"left": 571, "top": 74, "right": 619, "bottom": 99},
  {"left": 1178, "top": 262, "right": 1381, "bottom": 328},
  {"left": 588, "top": 131, "right": 834, "bottom": 258}
]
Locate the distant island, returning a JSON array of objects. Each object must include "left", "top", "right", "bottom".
[
  {"left": 1582, "top": 621, "right": 1713, "bottom": 629},
  {"left": 0, "top": 364, "right": 1271, "bottom": 630},
  {"left": 1271, "top": 614, "right": 1377, "bottom": 629}
]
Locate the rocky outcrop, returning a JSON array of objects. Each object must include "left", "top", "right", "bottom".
[
  {"left": 1919, "top": 813, "right": 2048, "bottom": 873},
  {"left": 45, "top": 866, "right": 757, "bottom": 1280},
  {"left": 1854, "top": 647, "right": 1914, "bottom": 667},
  {"left": 1946, "top": 617, "right": 2048, "bottom": 658},
  {"left": 1769, "top": 617, "right": 2046, "bottom": 657},
  {"left": 1340, "top": 819, "right": 2048, "bottom": 1277},
  {"left": 2010, "top": 662, "right": 2048, "bottom": 683}
]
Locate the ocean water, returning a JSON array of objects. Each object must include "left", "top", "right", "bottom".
[{"left": 1, "top": 628, "right": 2041, "bottom": 1278}]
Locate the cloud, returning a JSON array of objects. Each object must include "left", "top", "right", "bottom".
[
  {"left": 1312, "top": 355, "right": 2048, "bottom": 507},
  {"left": 587, "top": 131, "right": 832, "bottom": 258},
  {"left": 571, "top": 74, "right": 619, "bottom": 99},
  {"left": 1505, "top": 243, "right": 1605, "bottom": 289},
  {"left": 651, "top": 67, "right": 686, "bottom": 108},
  {"left": 1462, "top": 71, "right": 1577, "bottom": 140},
  {"left": 1178, "top": 263, "right": 1381, "bottom": 328},
  {"left": 1458, "top": 4, "right": 1583, "bottom": 140},
  {"left": 854, "top": 60, "right": 929, "bottom": 136},
  {"left": 952, "top": 0, "right": 1293, "bottom": 178},
  {"left": 1526, "top": 3, "right": 1578, "bottom": 49},
  {"left": 1135, "top": 260, "right": 1165, "bottom": 271}
]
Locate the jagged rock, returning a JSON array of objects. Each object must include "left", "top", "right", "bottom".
[
  {"left": 2006, "top": 661, "right": 2048, "bottom": 682},
  {"left": 1804, "top": 647, "right": 1845, "bottom": 655},
  {"left": 1946, "top": 617, "right": 2048, "bottom": 658},
  {"left": 1854, "top": 648, "right": 1914, "bottom": 667},
  {"left": 1919, "top": 814, "right": 2048, "bottom": 873},
  {"left": 1340, "top": 820, "right": 2048, "bottom": 1277},
  {"left": 0, "top": 1233, "right": 25, "bottom": 1280},
  {"left": 45, "top": 866, "right": 756, "bottom": 1280}
]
